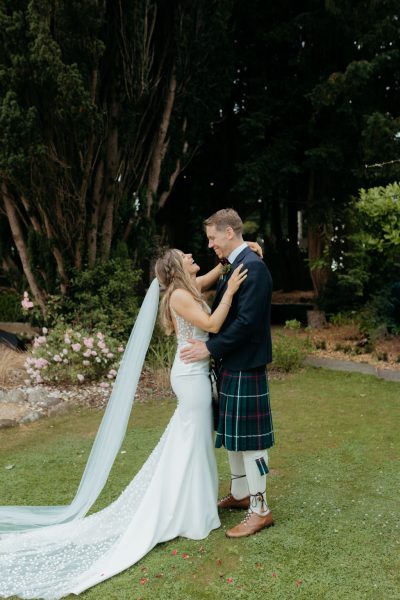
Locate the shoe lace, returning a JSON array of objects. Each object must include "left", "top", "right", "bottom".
[{"left": 241, "top": 509, "right": 254, "bottom": 525}]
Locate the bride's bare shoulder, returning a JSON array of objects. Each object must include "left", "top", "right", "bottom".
[{"left": 170, "top": 288, "right": 195, "bottom": 310}]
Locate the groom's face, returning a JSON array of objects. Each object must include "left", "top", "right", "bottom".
[{"left": 206, "top": 225, "right": 232, "bottom": 259}]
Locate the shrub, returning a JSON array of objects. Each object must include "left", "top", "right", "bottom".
[
  {"left": 360, "top": 283, "right": 400, "bottom": 336},
  {"left": 41, "top": 258, "right": 143, "bottom": 340},
  {"left": 146, "top": 332, "right": 176, "bottom": 371},
  {"left": 0, "top": 291, "right": 24, "bottom": 321},
  {"left": 145, "top": 330, "right": 176, "bottom": 392},
  {"left": 329, "top": 311, "right": 358, "bottom": 327},
  {"left": 24, "top": 326, "right": 125, "bottom": 386},
  {"left": 272, "top": 334, "right": 309, "bottom": 372},
  {"left": 284, "top": 319, "right": 302, "bottom": 330}
]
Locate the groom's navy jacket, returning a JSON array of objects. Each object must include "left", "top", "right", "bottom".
[{"left": 206, "top": 246, "right": 273, "bottom": 370}]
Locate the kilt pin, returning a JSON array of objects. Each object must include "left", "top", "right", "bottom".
[{"left": 206, "top": 245, "right": 275, "bottom": 537}]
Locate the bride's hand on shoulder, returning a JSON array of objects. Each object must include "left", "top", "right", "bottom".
[
  {"left": 227, "top": 264, "right": 248, "bottom": 294},
  {"left": 246, "top": 240, "right": 263, "bottom": 258}
]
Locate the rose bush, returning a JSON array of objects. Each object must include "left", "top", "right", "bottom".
[{"left": 24, "top": 326, "right": 124, "bottom": 386}]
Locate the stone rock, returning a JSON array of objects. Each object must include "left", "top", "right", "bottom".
[
  {"left": 42, "top": 397, "right": 64, "bottom": 408},
  {"left": 47, "top": 403, "right": 69, "bottom": 417},
  {"left": 28, "top": 389, "right": 45, "bottom": 404},
  {"left": 19, "top": 411, "right": 41, "bottom": 424},
  {"left": 0, "top": 402, "right": 30, "bottom": 421},
  {"left": 5, "top": 389, "right": 27, "bottom": 404},
  {"left": 0, "top": 418, "right": 17, "bottom": 429},
  {"left": 0, "top": 390, "right": 6, "bottom": 401}
]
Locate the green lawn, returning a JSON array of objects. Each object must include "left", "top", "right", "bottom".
[{"left": 1, "top": 367, "right": 399, "bottom": 600}]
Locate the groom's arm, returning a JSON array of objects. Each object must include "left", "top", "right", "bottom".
[{"left": 205, "top": 260, "right": 270, "bottom": 360}]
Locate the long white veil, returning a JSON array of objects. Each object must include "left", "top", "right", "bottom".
[{"left": 0, "top": 278, "right": 159, "bottom": 533}]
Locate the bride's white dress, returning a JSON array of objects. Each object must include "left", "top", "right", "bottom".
[{"left": 0, "top": 313, "right": 220, "bottom": 600}]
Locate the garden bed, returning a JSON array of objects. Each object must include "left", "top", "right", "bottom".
[{"left": 273, "top": 322, "right": 400, "bottom": 371}]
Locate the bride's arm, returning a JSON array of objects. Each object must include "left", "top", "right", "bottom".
[
  {"left": 196, "top": 241, "right": 263, "bottom": 292},
  {"left": 170, "top": 265, "right": 247, "bottom": 334},
  {"left": 195, "top": 264, "right": 222, "bottom": 292}
]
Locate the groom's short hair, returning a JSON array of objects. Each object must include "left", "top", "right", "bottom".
[{"left": 204, "top": 208, "right": 243, "bottom": 236}]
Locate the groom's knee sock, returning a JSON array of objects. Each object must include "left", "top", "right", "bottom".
[
  {"left": 228, "top": 451, "right": 250, "bottom": 500},
  {"left": 243, "top": 450, "right": 270, "bottom": 515}
]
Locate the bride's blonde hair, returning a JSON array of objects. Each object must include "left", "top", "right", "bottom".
[{"left": 155, "top": 249, "right": 203, "bottom": 335}]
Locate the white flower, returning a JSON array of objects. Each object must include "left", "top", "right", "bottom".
[{"left": 42, "top": 327, "right": 48, "bottom": 334}]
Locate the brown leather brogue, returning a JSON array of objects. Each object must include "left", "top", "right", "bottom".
[
  {"left": 225, "top": 510, "right": 274, "bottom": 538},
  {"left": 217, "top": 493, "right": 250, "bottom": 510}
]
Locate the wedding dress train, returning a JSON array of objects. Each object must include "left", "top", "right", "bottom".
[{"left": 0, "top": 311, "right": 220, "bottom": 599}]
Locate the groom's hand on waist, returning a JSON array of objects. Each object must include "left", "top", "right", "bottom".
[{"left": 180, "top": 339, "right": 210, "bottom": 363}]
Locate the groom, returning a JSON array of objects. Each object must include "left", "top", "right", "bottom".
[{"left": 180, "top": 208, "right": 275, "bottom": 538}]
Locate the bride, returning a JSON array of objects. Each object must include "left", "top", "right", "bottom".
[{"left": 0, "top": 247, "right": 251, "bottom": 600}]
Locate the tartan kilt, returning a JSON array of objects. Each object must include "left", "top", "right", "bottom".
[{"left": 215, "top": 367, "right": 274, "bottom": 451}]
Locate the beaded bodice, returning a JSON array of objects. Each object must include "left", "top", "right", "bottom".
[{"left": 171, "top": 306, "right": 209, "bottom": 346}]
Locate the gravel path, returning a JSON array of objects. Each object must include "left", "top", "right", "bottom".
[{"left": 305, "top": 356, "right": 400, "bottom": 382}]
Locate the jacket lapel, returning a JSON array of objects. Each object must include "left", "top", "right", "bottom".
[{"left": 213, "top": 246, "right": 252, "bottom": 307}]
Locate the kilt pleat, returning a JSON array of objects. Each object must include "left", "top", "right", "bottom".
[{"left": 215, "top": 368, "right": 274, "bottom": 451}]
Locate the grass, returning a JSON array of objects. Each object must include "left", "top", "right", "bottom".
[{"left": 1, "top": 367, "right": 399, "bottom": 599}]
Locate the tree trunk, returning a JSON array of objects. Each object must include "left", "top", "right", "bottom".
[
  {"left": 146, "top": 65, "right": 177, "bottom": 217},
  {"left": 101, "top": 98, "right": 120, "bottom": 261},
  {"left": 20, "top": 194, "right": 42, "bottom": 234},
  {"left": 88, "top": 159, "right": 104, "bottom": 268},
  {"left": 2, "top": 183, "right": 47, "bottom": 314},
  {"left": 307, "top": 170, "right": 330, "bottom": 297},
  {"left": 158, "top": 121, "right": 189, "bottom": 210},
  {"left": 40, "top": 210, "right": 69, "bottom": 294}
]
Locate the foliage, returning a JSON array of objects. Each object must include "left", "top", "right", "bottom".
[
  {"left": 146, "top": 330, "right": 176, "bottom": 372},
  {"left": 0, "top": 0, "right": 234, "bottom": 304},
  {"left": 0, "top": 290, "right": 23, "bottom": 321},
  {"left": 25, "top": 326, "right": 124, "bottom": 386},
  {"left": 178, "top": 0, "right": 400, "bottom": 296},
  {"left": 271, "top": 333, "right": 310, "bottom": 372},
  {"left": 20, "top": 258, "right": 143, "bottom": 339},
  {"left": 358, "top": 282, "right": 400, "bottom": 337},
  {"left": 328, "top": 311, "right": 358, "bottom": 327},
  {"left": 58, "top": 259, "right": 143, "bottom": 340},
  {"left": 145, "top": 329, "right": 177, "bottom": 393},
  {"left": 327, "top": 183, "right": 400, "bottom": 329},
  {"left": 284, "top": 319, "right": 302, "bottom": 330}
]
